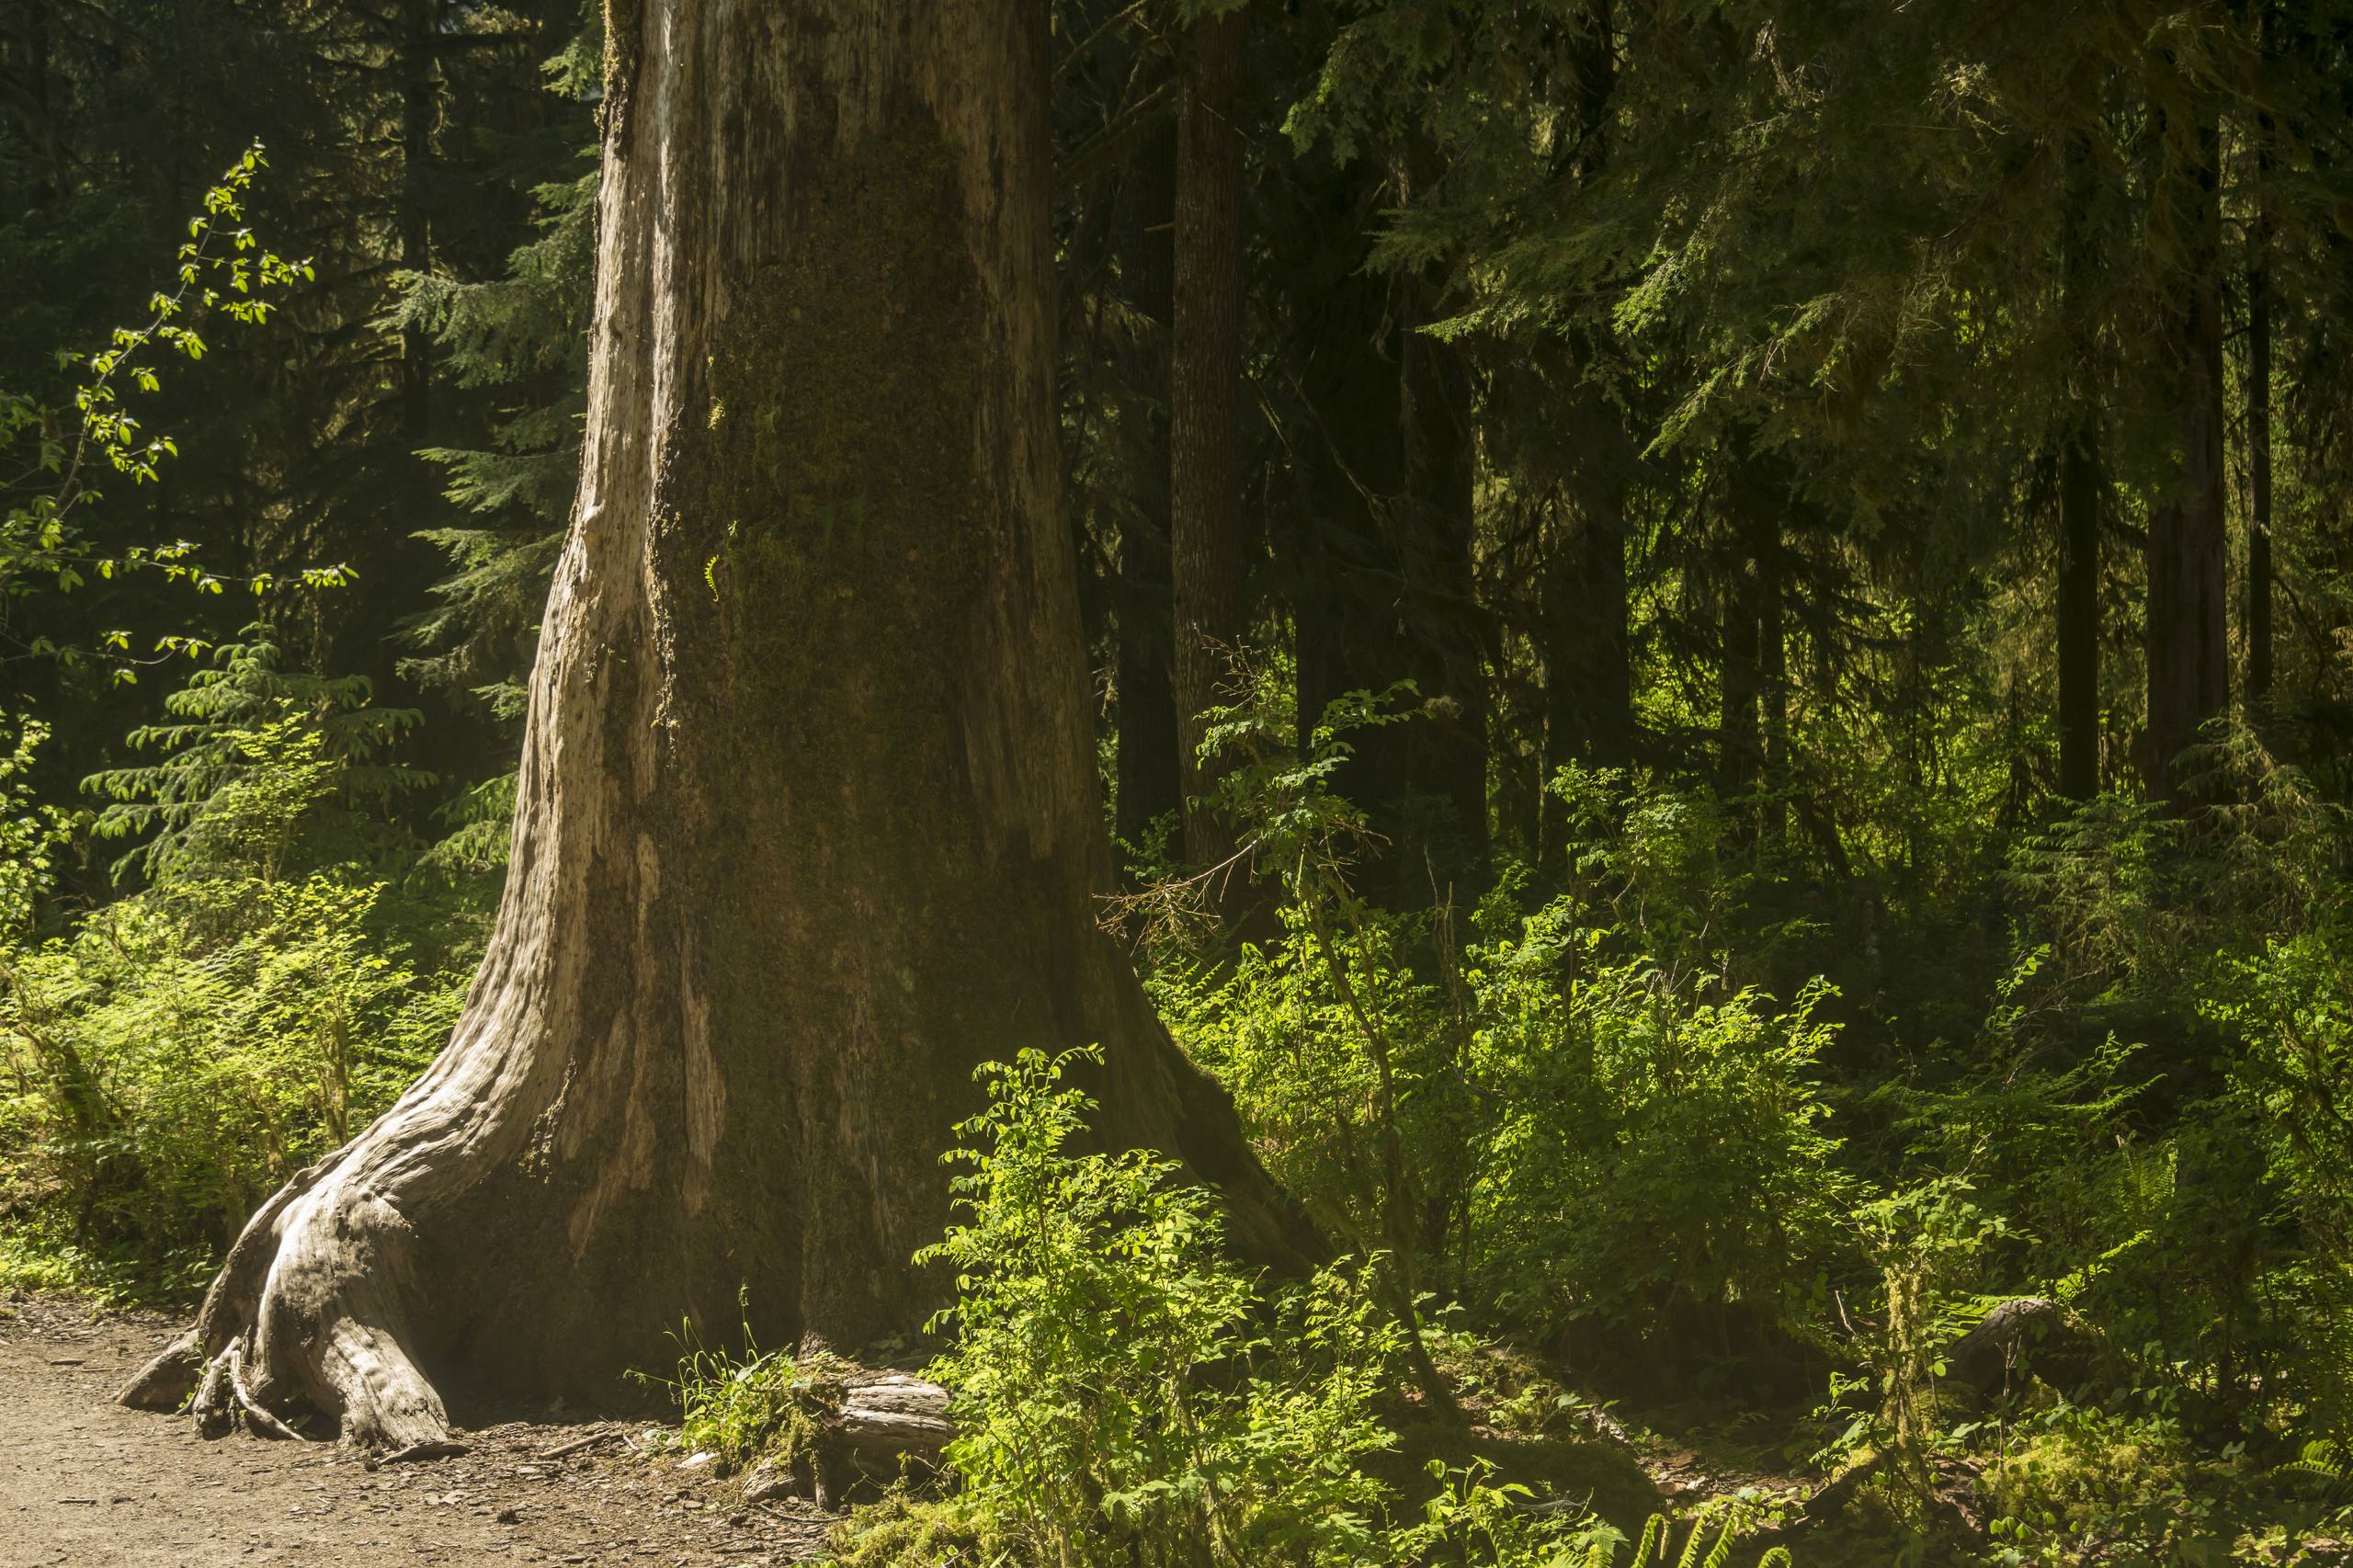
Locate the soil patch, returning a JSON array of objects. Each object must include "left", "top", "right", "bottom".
[{"left": 0, "top": 1294, "right": 835, "bottom": 1568}]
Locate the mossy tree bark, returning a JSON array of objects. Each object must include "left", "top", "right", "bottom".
[{"left": 124, "top": 0, "right": 1304, "bottom": 1450}]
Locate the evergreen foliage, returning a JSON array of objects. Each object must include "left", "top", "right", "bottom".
[{"left": 5, "top": 0, "right": 2353, "bottom": 1559}]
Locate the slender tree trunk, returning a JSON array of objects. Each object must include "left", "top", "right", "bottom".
[
  {"left": 1538, "top": 0, "right": 1631, "bottom": 878},
  {"left": 2058, "top": 131, "right": 2103, "bottom": 801},
  {"left": 1720, "top": 597, "right": 1761, "bottom": 798},
  {"left": 1114, "top": 121, "right": 1183, "bottom": 871},
  {"left": 1169, "top": 9, "right": 1246, "bottom": 868},
  {"left": 125, "top": 0, "right": 1304, "bottom": 1449},
  {"left": 1291, "top": 165, "right": 1488, "bottom": 908},
  {"left": 1544, "top": 441, "right": 1631, "bottom": 769},
  {"left": 1398, "top": 274, "right": 1489, "bottom": 902},
  {"left": 9, "top": 0, "right": 63, "bottom": 210},
  {"left": 1759, "top": 528, "right": 1788, "bottom": 840},
  {"left": 400, "top": 0, "right": 435, "bottom": 439},
  {"left": 2058, "top": 428, "right": 2103, "bottom": 800},
  {"left": 1292, "top": 263, "right": 1405, "bottom": 837},
  {"left": 1719, "top": 444, "right": 1768, "bottom": 801},
  {"left": 1538, "top": 452, "right": 1630, "bottom": 881},
  {"left": 2144, "top": 106, "right": 2230, "bottom": 799},
  {"left": 2246, "top": 54, "right": 2275, "bottom": 708}
]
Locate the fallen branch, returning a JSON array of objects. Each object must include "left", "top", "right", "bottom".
[
  {"left": 375, "top": 1438, "right": 472, "bottom": 1466},
  {"left": 540, "top": 1428, "right": 621, "bottom": 1460}
]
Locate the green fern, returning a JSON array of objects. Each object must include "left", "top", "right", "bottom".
[
  {"left": 2279, "top": 1437, "right": 2351, "bottom": 1502},
  {"left": 1612, "top": 1505, "right": 1787, "bottom": 1567}
]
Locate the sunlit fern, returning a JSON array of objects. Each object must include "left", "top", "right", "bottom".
[
  {"left": 2279, "top": 1437, "right": 2351, "bottom": 1503},
  {"left": 1574, "top": 1504, "right": 1794, "bottom": 1567}
]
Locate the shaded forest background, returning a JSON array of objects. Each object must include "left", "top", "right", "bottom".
[{"left": 6, "top": 0, "right": 2353, "bottom": 1562}]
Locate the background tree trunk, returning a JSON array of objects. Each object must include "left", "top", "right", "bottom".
[
  {"left": 1113, "top": 119, "right": 1183, "bottom": 874},
  {"left": 2144, "top": 106, "right": 2229, "bottom": 799},
  {"left": 400, "top": 0, "right": 435, "bottom": 442},
  {"left": 2246, "top": 44, "right": 2275, "bottom": 709},
  {"left": 1169, "top": 8, "right": 1246, "bottom": 868},
  {"left": 125, "top": 0, "right": 1303, "bottom": 1449},
  {"left": 1397, "top": 274, "right": 1489, "bottom": 902},
  {"left": 1538, "top": 0, "right": 1631, "bottom": 877},
  {"left": 2058, "top": 129, "right": 2103, "bottom": 801},
  {"left": 1719, "top": 441, "right": 1768, "bottom": 802}
]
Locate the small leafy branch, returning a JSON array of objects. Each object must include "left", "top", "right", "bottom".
[
  {"left": 1, "top": 141, "right": 345, "bottom": 679},
  {"left": 1108, "top": 651, "right": 1466, "bottom": 1420}
]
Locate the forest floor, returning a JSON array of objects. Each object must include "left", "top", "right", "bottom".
[
  {"left": 0, "top": 1293, "right": 839, "bottom": 1568},
  {"left": 2, "top": 1288, "right": 1880, "bottom": 1568}
]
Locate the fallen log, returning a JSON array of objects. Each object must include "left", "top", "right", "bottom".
[
  {"left": 767, "top": 1369, "right": 953, "bottom": 1511},
  {"left": 1944, "top": 1297, "right": 2092, "bottom": 1397},
  {"left": 839, "top": 1372, "right": 953, "bottom": 1456}
]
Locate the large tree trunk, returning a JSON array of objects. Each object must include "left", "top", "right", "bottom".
[
  {"left": 2143, "top": 105, "right": 2229, "bottom": 799},
  {"left": 1168, "top": 8, "right": 1248, "bottom": 868},
  {"left": 125, "top": 0, "right": 1303, "bottom": 1450}
]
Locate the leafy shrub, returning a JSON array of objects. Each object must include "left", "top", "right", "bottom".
[
  {"left": 1160, "top": 909, "right": 1464, "bottom": 1282},
  {"left": 0, "top": 718, "right": 68, "bottom": 937},
  {"left": 0, "top": 716, "right": 465, "bottom": 1289},
  {"left": 2190, "top": 930, "right": 2353, "bottom": 1431},
  {"left": 1811, "top": 1177, "right": 2014, "bottom": 1510},
  {"left": 908, "top": 1046, "right": 1406, "bottom": 1568},
  {"left": 1156, "top": 687, "right": 1851, "bottom": 1375},
  {"left": 835, "top": 1046, "right": 1681, "bottom": 1568},
  {"left": 1464, "top": 927, "right": 1854, "bottom": 1351}
]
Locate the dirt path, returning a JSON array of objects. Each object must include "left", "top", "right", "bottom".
[{"left": 0, "top": 1295, "right": 836, "bottom": 1568}]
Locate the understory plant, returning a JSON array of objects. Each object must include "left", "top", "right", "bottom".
[
  {"left": 652, "top": 1287, "right": 845, "bottom": 1473},
  {"left": 0, "top": 714, "right": 465, "bottom": 1289},
  {"left": 905, "top": 1045, "right": 1409, "bottom": 1568},
  {"left": 1154, "top": 707, "right": 1855, "bottom": 1365}
]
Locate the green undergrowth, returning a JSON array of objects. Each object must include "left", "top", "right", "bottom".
[
  {"left": 0, "top": 663, "right": 482, "bottom": 1307},
  {"left": 631, "top": 1287, "right": 853, "bottom": 1475},
  {"left": 804, "top": 1048, "right": 1800, "bottom": 1568}
]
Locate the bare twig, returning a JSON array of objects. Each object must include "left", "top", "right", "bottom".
[
  {"left": 377, "top": 1438, "right": 471, "bottom": 1466},
  {"left": 540, "top": 1427, "right": 620, "bottom": 1460}
]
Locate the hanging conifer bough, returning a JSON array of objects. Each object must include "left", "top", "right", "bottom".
[{"left": 120, "top": 0, "right": 1305, "bottom": 1450}]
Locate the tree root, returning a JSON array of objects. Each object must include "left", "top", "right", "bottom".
[
  {"left": 169, "top": 1337, "right": 312, "bottom": 1440},
  {"left": 222, "top": 1343, "right": 309, "bottom": 1440},
  {"left": 117, "top": 1143, "right": 459, "bottom": 1451}
]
